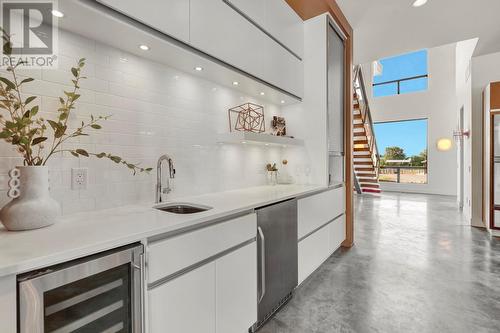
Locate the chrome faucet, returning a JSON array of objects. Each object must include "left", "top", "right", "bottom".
[{"left": 156, "top": 154, "right": 175, "bottom": 203}]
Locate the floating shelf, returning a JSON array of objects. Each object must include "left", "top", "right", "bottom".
[{"left": 217, "top": 132, "right": 304, "bottom": 147}]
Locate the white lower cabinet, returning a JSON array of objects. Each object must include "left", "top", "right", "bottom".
[
  {"left": 298, "top": 187, "right": 345, "bottom": 239},
  {"left": 298, "top": 224, "right": 330, "bottom": 284},
  {"left": 149, "top": 262, "right": 216, "bottom": 333},
  {"left": 330, "top": 215, "right": 346, "bottom": 253},
  {"left": 298, "top": 214, "right": 346, "bottom": 285},
  {"left": 147, "top": 212, "right": 257, "bottom": 333},
  {"left": 216, "top": 242, "right": 257, "bottom": 333}
]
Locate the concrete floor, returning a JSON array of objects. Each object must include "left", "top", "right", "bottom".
[{"left": 260, "top": 192, "right": 500, "bottom": 333}]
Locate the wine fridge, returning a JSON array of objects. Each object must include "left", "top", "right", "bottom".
[{"left": 18, "top": 243, "right": 144, "bottom": 333}]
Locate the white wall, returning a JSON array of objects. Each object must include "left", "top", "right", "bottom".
[
  {"left": 455, "top": 39, "right": 477, "bottom": 223},
  {"left": 0, "top": 29, "right": 297, "bottom": 215},
  {"left": 470, "top": 51, "right": 500, "bottom": 227},
  {"left": 364, "top": 43, "right": 458, "bottom": 196}
]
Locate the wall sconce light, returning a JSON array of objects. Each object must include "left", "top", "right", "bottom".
[
  {"left": 436, "top": 138, "right": 453, "bottom": 152},
  {"left": 453, "top": 129, "right": 470, "bottom": 143}
]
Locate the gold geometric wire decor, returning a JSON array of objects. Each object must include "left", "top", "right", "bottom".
[{"left": 228, "top": 103, "right": 265, "bottom": 133}]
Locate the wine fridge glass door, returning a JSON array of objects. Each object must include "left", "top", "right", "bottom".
[{"left": 18, "top": 245, "right": 143, "bottom": 333}]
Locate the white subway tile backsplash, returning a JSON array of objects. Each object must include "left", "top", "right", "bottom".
[{"left": 0, "top": 29, "right": 289, "bottom": 215}]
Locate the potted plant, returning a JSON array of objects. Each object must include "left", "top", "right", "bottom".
[
  {"left": 266, "top": 163, "right": 278, "bottom": 186},
  {"left": 0, "top": 33, "right": 151, "bottom": 231}
]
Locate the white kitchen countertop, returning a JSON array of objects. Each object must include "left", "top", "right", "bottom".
[{"left": 0, "top": 184, "right": 340, "bottom": 277}]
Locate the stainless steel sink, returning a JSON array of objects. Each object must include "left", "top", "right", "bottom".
[{"left": 154, "top": 203, "right": 212, "bottom": 214}]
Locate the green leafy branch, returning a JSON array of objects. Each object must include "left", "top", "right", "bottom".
[{"left": 0, "top": 30, "right": 151, "bottom": 174}]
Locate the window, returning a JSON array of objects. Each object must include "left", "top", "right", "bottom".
[
  {"left": 374, "top": 119, "right": 428, "bottom": 184},
  {"left": 373, "top": 50, "right": 428, "bottom": 98}
]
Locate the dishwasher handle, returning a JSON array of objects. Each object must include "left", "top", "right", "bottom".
[{"left": 258, "top": 226, "right": 266, "bottom": 303}]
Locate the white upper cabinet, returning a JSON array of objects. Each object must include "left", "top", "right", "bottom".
[
  {"left": 190, "top": 0, "right": 266, "bottom": 79},
  {"left": 190, "top": 0, "right": 303, "bottom": 98},
  {"left": 228, "top": 0, "right": 267, "bottom": 27},
  {"left": 228, "top": 0, "right": 304, "bottom": 58},
  {"left": 96, "top": 0, "right": 190, "bottom": 42},
  {"left": 263, "top": 36, "right": 303, "bottom": 97},
  {"left": 265, "top": 0, "right": 304, "bottom": 58}
]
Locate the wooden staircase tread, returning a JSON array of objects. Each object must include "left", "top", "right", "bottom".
[
  {"left": 354, "top": 161, "right": 373, "bottom": 165},
  {"left": 361, "top": 184, "right": 380, "bottom": 189},
  {"left": 356, "top": 173, "right": 376, "bottom": 178},
  {"left": 363, "top": 189, "right": 381, "bottom": 194},
  {"left": 353, "top": 132, "right": 366, "bottom": 137},
  {"left": 359, "top": 178, "right": 378, "bottom": 183}
]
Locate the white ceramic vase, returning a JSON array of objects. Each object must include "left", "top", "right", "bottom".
[{"left": 0, "top": 166, "right": 61, "bottom": 231}]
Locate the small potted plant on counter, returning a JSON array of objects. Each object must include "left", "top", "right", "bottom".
[
  {"left": 0, "top": 33, "right": 151, "bottom": 231},
  {"left": 266, "top": 163, "right": 279, "bottom": 186}
]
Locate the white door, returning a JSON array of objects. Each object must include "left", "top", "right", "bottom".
[
  {"left": 148, "top": 262, "right": 216, "bottom": 333},
  {"left": 458, "top": 106, "right": 465, "bottom": 209},
  {"left": 216, "top": 242, "right": 257, "bottom": 333}
]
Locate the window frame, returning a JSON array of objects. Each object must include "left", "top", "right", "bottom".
[
  {"left": 374, "top": 118, "right": 429, "bottom": 185},
  {"left": 372, "top": 50, "right": 429, "bottom": 98}
]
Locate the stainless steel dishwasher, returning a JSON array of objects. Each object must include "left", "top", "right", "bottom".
[{"left": 252, "top": 199, "right": 298, "bottom": 331}]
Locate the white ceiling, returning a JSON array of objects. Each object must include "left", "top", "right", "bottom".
[{"left": 337, "top": 0, "right": 500, "bottom": 64}]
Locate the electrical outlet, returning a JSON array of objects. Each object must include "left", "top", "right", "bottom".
[{"left": 71, "top": 168, "right": 88, "bottom": 190}]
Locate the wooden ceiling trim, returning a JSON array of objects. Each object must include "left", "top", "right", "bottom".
[
  {"left": 285, "top": 0, "right": 352, "bottom": 35},
  {"left": 492, "top": 82, "right": 500, "bottom": 110}
]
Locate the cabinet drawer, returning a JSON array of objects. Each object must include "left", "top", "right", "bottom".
[
  {"left": 149, "top": 262, "right": 216, "bottom": 333},
  {"left": 329, "top": 215, "right": 346, "bottom": 253},
  {"left": 298, "top": 187, "right": 345, "bottom": 239},
  {"left": 148, "top": 213, "right": 256, "bottom": 283},
  {"left": 298, "top": 224, "right": 330, "bottom": 284}
]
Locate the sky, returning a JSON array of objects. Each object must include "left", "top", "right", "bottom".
[
  {"left": 374, "top": 119, "right": 428, "bottom": 157},
  {"left": 371, "top": 50, "right": 429, "bottom": 157},
  {"left": 373, "top": 49, "right": 428, "bottom": 97}
]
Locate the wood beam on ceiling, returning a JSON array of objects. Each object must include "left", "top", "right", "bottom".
[
  {"left": 492, "top": 82, "right": 500, "bottom": 110},
  {"left": 284, "top": 0, "right": 352, "bottom": 35}
]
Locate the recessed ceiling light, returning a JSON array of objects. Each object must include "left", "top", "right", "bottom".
[
  {"left": 412, "top": 0, "right": 428, "bottom": 7},
  {"left": 119, "top": 57, "right": 128, "bottom": 63},
  {"left": 281, "top": 100, "right": 285, "bottom": 104},
  {"left": 51, "top": 10, "right": 64, "bottom": 18},
  {"left": 139, "top": 44, "right": 150, "bottom": 51},
  {"left": 260, "top": 92, "right": 265, "bottom": 96},
  {"left": 233, "top": 81, "right": 239, "bottom": 86},
  {"left": 242, "top": 141, "right": 247, "bottom": 144},
  {"left": 265, "top": 143, "right": 270, "bottom": 146},
  {"left": 194, "top": 66, "right": 203, "bottom": 71}
]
